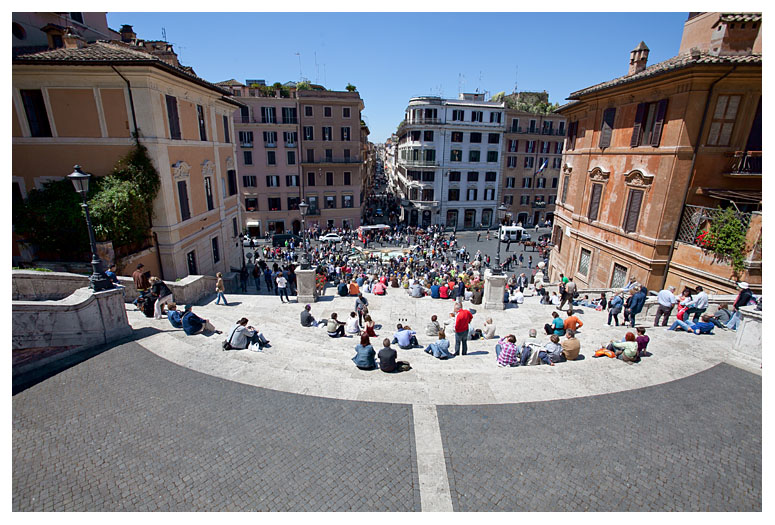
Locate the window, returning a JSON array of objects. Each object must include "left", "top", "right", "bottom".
[
  {"left": 20, "top": 89, "right": 52, "bottom": 137},
  {"left": 555, "top": 141, "right": 563, "bottom": 154},
  {"left": 507, "top": 156, "right": 517, "bottom": 168},
  {"left": 524, "top": 157, "right": 534, "bottom": 168},
  {"left": 487, "top": 133, "right": 500, "bottom": 144},
  {"left": 261, "top": 106, "right": 276, "bottom": 123},
  {"left": 322, "top": 127, "right": 332, "bottom": 141},
  {"left": 186, "top": 250, "right": 198, "bottom": 275},
  {"left": 282, "top": 107, "right": 297, "bottom": 124},
  {"left": 177, "top": 180, "right": 190, "bottom": 221},
  {"left": 448, "top": 171, "right": 461, "bottom": 182},
  {"left": 448, "top": 188, "right": 460, "bottom": 201},
  {"left": 451, "top": 132, "right": 463, "bottom": 142},
  {"left": 534, "top": 195, "right": 544, "bottom": 203},
  {"left": 506, "top": 177, "right": 515, "bottom": 188},
  {"left": 325, "top": 149, "right": 333, "bottom": 162},
  {"left": 471, "top": 111, "right": 483, "bottom": 122},
  {"left": 342, "top": 107, "right": 351, "bottom": 118},
  {"left": 487, "top": 151, "right": 498, "bottom": 162},
  {"left": 239, "top": 131, "right": 254, "bottom": 146},
  {"left": 197, "top": 104, "right": 207, "bottom": 141},
  {"left": 306, "top": 148, "right": 315, "bottom": 163},
  {"left": 305, "top": 106, "right": 313, "bottom": 117},
  {"left": 526, "top": 140, "right": 536, "bottom": 153},
  {"left": 245, "top": 198, "right": 258, "bottom": 211},
  {"left": 485, "top": 172, "right": 496, "bottom": 182},
  {"left": 421, "top": 171, "right": 435, "bottom": 182},
  {"left": 503, "top": 195, "right": 513, "bottom": 205},
  {"left": 553, "top": 158, "right": 562, "bottom": 169},
  {"left": 227, "top": 170, "right": 237, "bottom": 196},
  {"left": 558, "top": 121, "right": 565, "bottom": 135},
  {"left": 267, "top": 197, "right": 281, "bottom": 211},
  {"left": 578, "top": 248, "right": 591, "bottom": 277},
  {"left": 552, "top": 177, "right": 558, "bottom": 188},
  {"left": 484, "top": 188, "right": 495, "bottom": 200},
  {"left": 537, "top": 177, "right": 546, "bottom": 188},
  {"left": 344, "top": 149, "right": 351, "bottom": 161},
  {"left": 342, "top": 194, "right": 354, "bottom": 208},
  {"left": 287, "top": 151, "right": 296, "bottom": 165},
  {"left": 522, "top": 178, "right": 532, "bottom": 188},
  {"left": 421, "top": 189, "right": 434, "bottom": 201},
  {"left": 232, "top": 217, "right": 238, "bottom": 237},
  {"left": 223, "top": 115, "right": 230, "bottom": 143},
  {"left": 599, "top": 107, "right": 616, "bottom": 148},
  {"left": 204, "top": 177, "right": 214, "bottom": 210},
  {"left": 266, "top": 175, "right": 280, "bottom": 187},
  {"left": 324, "top": 107, "right": 332, "bottom": 117},
  {"left": 467, "top": 171, "right": 479, "bottom": 182},
  {"left": 211, "top": 237, "right": 220, "bottom": 263},
  {"left": 452, "top": 109, "right": 464, "bottom": 121},
  {"left": 423, "top": 130, "right": 434, "bottom": 141},
  {"left": 489, "top": 112, "right": 501, "bottom": 123},
  {"left": 308, "top": 196, "right": 319, "bottom": 213},
  {"left": 547, "top": 195, "right": 556, "bottom": 204},
  {"left": 243, "top": 151, "right": 253, "bottom": 165},
  {"left": 467, "top": 188, "right": 478, "bottom": 200},
  {"left": 541, "top": 141, "right": 551, "bottom": 154},
  {"left": 267, "top": 151, "right": 276, "bottom": 165},
  {"left": 450, "top": 149, "right": 462, "bottom": 162},
  {"left": 307, "top": 172, "right": 316, "bottom": 187},
  {"left": 561, "top": 175, "right": 570, "bottom": 203},
  {"left": 611, "top": 263, "right": 628, "bottom": 288},
  {"left": 520, "top": 195, "right": 529, "bottom": 205},
  {"left": 587, "top": 183, "right": 603, "bottom": 221},
  {"left": 529, "top": 119, "right": 537, "bottom": 132},
  {"left": 341, "top": 127, "right": 351, "bottom": 141},
  {"left": 510, "top": 118, "right": 520, "bottom": 132},
  {"left": 470, "top": 132, "right": 482, "bottom": 143},
  {"left": 286, "top": 175, "right": 299, "bottom": 187},
  {"left": 242, "top": 175, "right": 257, "bottom": 187},
  {"left": 469, "top": 150, "right": 481, "bottom": 162},
  {"left": 325, "top": 195, "right": 336, "bottom": 209},
  {"left": 567, "top": 121, "right": 578, "bottom": 150},
  {"left": 408, "top": 170, "right": 421, "bottom": 181},
  {"left": 344, "top": 172, "right": 352, "bottom": 185},
  {"left": 424, "top": 149, "right": 436, "bottom": 162},
  {"left": 303, "top": 126, "right": 314, "bottom": 141},
  {"left": 165, "top": 95, "right": 181, "bottom": 140},
  {"left": 631, "top": 99, "right": 668, "bottom": 147},
  {"left": 326, "top": 172, "right": 334, "bottom": 186},
  {"left": 622, "top": 189, "right": 644, "bottom": 233},
  {"left": 283, "top": 131, "right": 297, "bottom": 146},
  {"left": 707, "top": 95, "right": 741, "bottom": 146},
  {"left": 288, "top": 197, "right": 300, "bottom": 211},
  {"left": 410, "top": 130, "right": 421, "bottom": 142},
  {"left": 263, "top": 131, "right": 277, "bottom": 146}
]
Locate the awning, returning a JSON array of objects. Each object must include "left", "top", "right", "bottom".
[
  {"left": 699, "top": 188, "right": 762, "bottom": 204},
  {"left": 246, "top": 220, "right": 260, "bottom": 227}
]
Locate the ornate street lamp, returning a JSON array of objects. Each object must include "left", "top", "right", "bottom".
[
  {"left": 67, "top": 165, "right": 114, "bottom": 292},
  {"left": 494, "top": 203, "right": 509, "bottom": 275},
  {"left": 298, "top": 199, "right": 311, "bottom": 269}
]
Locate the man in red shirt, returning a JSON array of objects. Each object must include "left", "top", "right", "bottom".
[{"left": 454, "top": 308, "right": 474, "bottom": 356}]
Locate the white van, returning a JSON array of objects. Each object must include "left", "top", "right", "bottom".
[{"left": 499, "top": 226, "right": 524, "bottom": 242}]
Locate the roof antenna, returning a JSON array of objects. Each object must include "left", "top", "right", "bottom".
[
  {"left": 295, "top": 52, "right": 302, "bottom": 80},
  {"left": 161, "top": 27, "right": 166, "bottom": 41},
  {"left": 314, "top": 52, "right": 319, "bottom": 84},
  {"left": 514, "top": 65, "right": 518, "bottom": 93}
]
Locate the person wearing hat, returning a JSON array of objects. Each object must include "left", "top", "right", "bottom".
[
  {"left": 726, "top": 282, "right": 754, "bottom": 330},
  {"left": 181, "top": 304, "right": 221, "bottom": 336}
]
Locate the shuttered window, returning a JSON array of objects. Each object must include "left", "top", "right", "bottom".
[
  {"left": 578, "top": 248, "right": 591, "bottom": 277},
  {"left": 197, "top": 104, "right": 207, "bottom": 141},
  {"left": 561, "top": 175, "right": 570, "bottom": 203},
  {"left": 227, "top": 170, "right": 237, "bottom": 196},
  {"left": 587, "top": 183, "right": 602, "bottom": 221},
  {"left": 177, "top": 180, "right": 190, "bottom": 221},
  {"left": 631, "top": 99, "right": 668, "bottom": 147},
  {"left": 20, "top": 89, "right": 52, "bottom": 137},
  {"left": 223, "top": 115, "right": 230, "bottom": 143},
  {"left": 599, "top": 108, "right": 616, "bottom": 148},
  {"left": 622, "top": 188, "right": 644, "bottom": 233},
  {"left": 553, "top": 225, "right": 563, "bottom": 252},
  {"left": 166, "top": 95, "right": 181, "bottom": 140},
  {"left": 707, "top": 95, "right": 741, "bottom": 146},
  {"left": 567, "top": 121, "right": 578, "bottom": 150}
]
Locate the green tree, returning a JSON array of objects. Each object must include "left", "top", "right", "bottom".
[
  {"left": 346, "top": 83, "right": 357, "bottom": 92},
  {"left": 705, "top": 206, "right": 749, "bottom": 274},
  {"left": 296, "top": 80, "right": 311, "bottom": 91},
  {"left": 88, "top": 176, "right": 148, "bottom": 245}
]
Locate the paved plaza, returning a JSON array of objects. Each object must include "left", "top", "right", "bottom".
[{"left": 12, "top": 286, "right": 762, "bottom": 511}]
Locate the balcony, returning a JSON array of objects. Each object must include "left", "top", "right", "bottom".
[
  {"left": 408, "top": 118, "right": 442, "bottom": 125},
  {"left": 240, "top": 142, "right": 253, "bottom": 148},
  {"left": 531, "top": 201, "right": 547, "bottom": 209},
  {"left": 726, "top": 151, "right": 762, "bottom": 176},
  {"left": 401, "top": 159, "right": 438, "bottom": 167}
]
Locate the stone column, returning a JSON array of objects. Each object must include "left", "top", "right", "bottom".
[
  {"left": 296, "top": 268, "right": 318, "bottom": 304},
  {"left": 483, "top": 270, "right": 506, "bottom": 310},
  {"left": 731, "top": 306, "right": 762, "bottom": 368}
]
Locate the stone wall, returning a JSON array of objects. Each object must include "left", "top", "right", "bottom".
[{"left": 731, "top": 306, "right": 762, "bottom": 368}]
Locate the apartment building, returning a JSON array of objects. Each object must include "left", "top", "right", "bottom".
[
  {"left": 500, "top": 100, "right": 566, "bottom": 226},
  {"left": 394, "top": 94, "right": 506, "bottom": 229},
  {"left": 222, "top": 82, "right": 366, "bottom": 235},
  {"left": 551, "top": 12, "right": 761, "bottom": 294},
  {"left": 12, "top": 21, "right": 243, "bottom": 279}
]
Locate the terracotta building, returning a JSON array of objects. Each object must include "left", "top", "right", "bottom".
[
  {"left": 12, "top": 20, "right": 244, "bottom": 279},
  {"left": 550, "top": 12, "right": 761, "bottom": 294},
  {"left": 220, "top": 81, "right": 367, "bottom": 235},
  {"left": 499, "top": 93, "right": 566, "bottom": 226}
]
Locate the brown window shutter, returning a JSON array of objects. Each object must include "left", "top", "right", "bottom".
[
  {"left": 587, "top": 183, "right": 602, "bottom": 221},
  {"left": 599, "top": 108, "right": 616, "bottom": 148},
  {"left": 623, "top": 189, "right": 644, "bottom": 232},
  {"left": 630, "top": 103, "right": 646, "bottom": 147},
  {"left": 553, "top": 225, "right": 563, "bottom": 252},
  {"left": 568, "top": 121, "right": 577, "bottom": 150},
  {"left": 650, "top": 99, "right": 668, "bottom": 147}
]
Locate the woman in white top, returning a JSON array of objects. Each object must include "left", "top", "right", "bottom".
[{"left": 345, "top": 311, "right": 362, "bottom": 336}]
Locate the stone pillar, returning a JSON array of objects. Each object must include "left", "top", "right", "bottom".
[
  {"left": 483, "top": 270, "right": 506, "bottom": 310},
  {"left": 730, "top": 306, "right": 761, "bottom": 368},
  {"left": 296, "top": 268, "right": 318, "bottom": 304}
]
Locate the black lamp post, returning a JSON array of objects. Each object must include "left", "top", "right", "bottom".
[
  {"left": 494, "top": 203, "right": 509, "bottom": 275},
  {"left": 67, "top": 165, "right": 114, "bottom": 292},
  {"left": 298, "top": 200, "right": 311, "bottom": 269}
]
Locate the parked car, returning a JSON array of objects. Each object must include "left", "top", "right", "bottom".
[
  {"left": 521, "top": 232, "right": 532, "bottom": 241},
  {"left": 271, "top": 234, "right": 303, "bottom": 247},
  {"left": 319, "top": 233, "right": 343, "bottom": 243}
]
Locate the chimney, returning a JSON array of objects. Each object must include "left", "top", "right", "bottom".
[
  {"left": 119, "top": 24, "right": 136, "bottom": 43},
  {"left": 628, "top": 41, "right": 650, "bottom": 75},
  {"left": 62, "top": 27, "right": 86, "bottom": 49}
]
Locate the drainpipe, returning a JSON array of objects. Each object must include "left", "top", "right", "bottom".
[
  {"left": 660, "top": 65, "right": 737, "bottom": 290},
  {"left": 152, "top": 231, "right": 164, "bottom": 280},
  {"left": 111, "top": 66, "right": 139, "bottom": 142}
]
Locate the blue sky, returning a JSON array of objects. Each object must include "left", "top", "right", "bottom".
[{"left": 107, "top": 12, "right": 689, "bottom": 142}]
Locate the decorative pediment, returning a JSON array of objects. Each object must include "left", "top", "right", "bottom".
[
  {"left": 201, "top": 160, "right": 215, "bottom": 177},
  {"left": 624, "top": 170, "right": 654, "bottom": 189},
  {"left": 171, "top": 161, "right": 191, "bottom": 180},
  {"left": 225, "top": 156, "right": 234, "bottom": 170},
  {"left": 588, "top": 167, "right": 610, "bottom": 182}
]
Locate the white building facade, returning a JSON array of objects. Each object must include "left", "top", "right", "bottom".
[{"left": 393, "top": 94, "right": 506, "bottom": 229}]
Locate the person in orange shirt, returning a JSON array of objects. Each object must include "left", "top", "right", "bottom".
[
  {"left": 563, "top": 309, "right": 584, "bottom": 332},
  {"left": 349, "top": 279, "right": 360, "bottom": 296}
]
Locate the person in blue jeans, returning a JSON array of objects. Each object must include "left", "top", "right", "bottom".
[
  {"left": 667, "top": 314, "right": 715, "bottom": 334},
  {"left": 167, "top": 303, "right": 183, "bottom": 328},
  {"left": 608, "top": 293, "right": 624, "bottom": 326}
]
